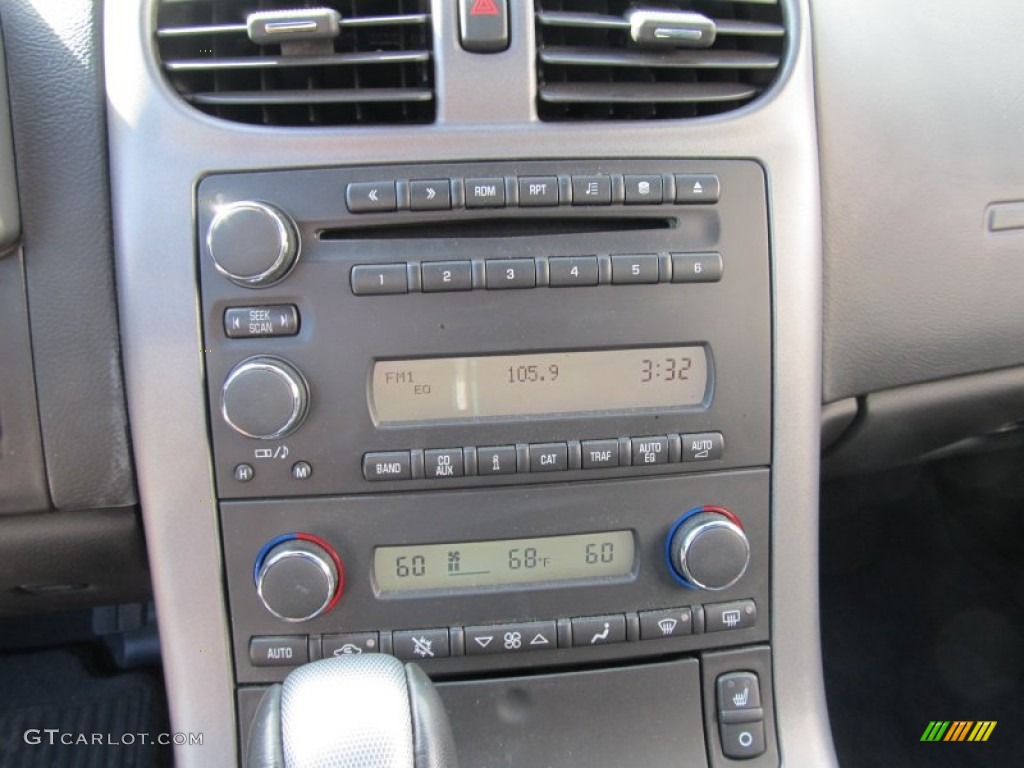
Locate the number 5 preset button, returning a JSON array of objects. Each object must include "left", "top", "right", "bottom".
[{"left": 485, "top": 259, "right": 537, "bottom": 289}]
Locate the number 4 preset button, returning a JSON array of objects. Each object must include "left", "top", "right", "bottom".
[{"left": 549, "top": 256, "right": 599, "bottom": 287}]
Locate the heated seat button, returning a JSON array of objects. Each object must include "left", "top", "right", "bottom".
[
  {"left": 249, "top": 636, "right": 308, "bottom": 667},
  {"left": 346, "top": 181, "right": 397, "bottom": 213},
  {"left": 224, "top": 305, "right": 299, "bottom": 338},
  {"left": 459, "top": 0, "right": 509, "bottom": 53},
  {"left": 717, "top": 672, "right": 762, "bottom": 715}
]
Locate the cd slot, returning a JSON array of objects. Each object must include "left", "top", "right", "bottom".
[{"left": 319, "top": 217, "right": 676, "bottom": 241}]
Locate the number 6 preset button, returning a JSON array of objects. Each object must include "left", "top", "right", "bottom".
[{"left": 485, "top": 259, "right": 537, "bottom": 289}]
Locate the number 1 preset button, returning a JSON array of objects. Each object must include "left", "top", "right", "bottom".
[
  {"left": 422, "top": 261, "right": 472, "bottom": 292},
  {"left": 351, "top": 264, "right": 409, "bottom": 295}
]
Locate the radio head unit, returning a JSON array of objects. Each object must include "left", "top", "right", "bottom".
[{"left": 197, "top": 159, "right": 771, "bottom": 685}]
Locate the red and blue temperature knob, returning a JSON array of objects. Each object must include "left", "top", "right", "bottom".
[
  {"left": 253, "top": 533, "right": 344, "bottom": 622},
  {"left": 665, "top": 506, "right": 750, "bottom": 591}
]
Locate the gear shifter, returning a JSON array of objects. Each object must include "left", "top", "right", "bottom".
[{"left": 246, "top": 655, "right": 458, "bottom": 768}]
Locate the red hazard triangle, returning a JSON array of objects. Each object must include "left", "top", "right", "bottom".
[{"left": 471, "top": 0, "right": 500, "bottom": 15}]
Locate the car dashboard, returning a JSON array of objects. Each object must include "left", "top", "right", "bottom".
[{"left": 1, "top": 1, "right": 1022, "bottom": 766}]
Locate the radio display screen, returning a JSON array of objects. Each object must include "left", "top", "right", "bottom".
[
  {"left": 374, "top": 531, "right": 635, "bottom": 593},
  {"left": 371, "top": 346, "right": 708, "bottom": 423}
]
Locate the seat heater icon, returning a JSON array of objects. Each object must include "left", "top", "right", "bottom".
[{"left": 733, "top": 687, "right": 750, "bottom": 707}]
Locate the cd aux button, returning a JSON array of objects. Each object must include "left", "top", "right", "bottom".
[{"left": 424, "top": 448, "right": 465, "bottom": 479}]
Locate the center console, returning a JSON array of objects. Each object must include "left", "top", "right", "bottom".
[{"left": 199, "top": 159, "right": 775, "bottom": 763}]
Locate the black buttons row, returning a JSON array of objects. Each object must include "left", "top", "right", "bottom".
[
  {"left": 363, "top": 433, "right": 725, "bottom": 482},
  {"left": 249, "top": 599, "right": 756, "bottom": 667},
  {"left": 350, "top": 253, "right": 723, "bottom": 296},
  {"left": 345, "top": 173, "right": 720, "bottom": 214}
]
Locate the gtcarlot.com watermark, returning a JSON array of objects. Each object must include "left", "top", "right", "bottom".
[{"left": 24, "top": 729, "right": 203, "bottom": 747}]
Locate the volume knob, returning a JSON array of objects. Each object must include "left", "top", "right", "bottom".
[
  {"left": 667, "top": 506, "right": 750, "bottom": 591},
  {"left": 221, "top": 356, "right": 309, "bottom": 440},
  {"left": 255, "top": 534, "right": 343, "bottom": 623},
  {"left": 207, "top": 201, "right": 299, "bottom": 287}
]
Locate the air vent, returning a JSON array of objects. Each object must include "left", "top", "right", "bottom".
[
  {"left": 535, "top": 1, "right": 786, "bottom": 121},
  {"left": 155, "top": 1, "right": 435, "bottom": 126}
]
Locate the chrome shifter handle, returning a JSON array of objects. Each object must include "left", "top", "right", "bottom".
[{"left": 247, "top": 655, "right": 457, "bottom": 768}]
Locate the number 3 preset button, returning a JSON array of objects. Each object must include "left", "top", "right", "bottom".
[
  {"left": 422, "top": 261, "right": 472, "bottom": 292},
  {"left": 485, "top": 259, "right": 537, "bottom": 289}
]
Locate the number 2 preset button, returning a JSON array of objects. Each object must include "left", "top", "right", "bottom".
[
  {"left": 351, "top": 264, "right": 408, "bottom": 295},
  {"left": 549, "top": 256, "right": 599, "bottom": 287},
  {"left": 485, "top": 259, "right": 536, "bottom": 289},
  {"left": 422, "top": 261, "right": 472, "bottom": 292}
]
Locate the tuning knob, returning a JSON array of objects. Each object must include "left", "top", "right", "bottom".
[
  {"left": 255, "top": 534, "right": 344, "bottom": 623},
  {"left": 221, "top": 356, "right": 309, "bottom": 440},
  {"left": 666, "top": 506, "right": 750, "bottom": 591},
  {"left": 207, "top": 201, "right": 299, "bottom": 287}
]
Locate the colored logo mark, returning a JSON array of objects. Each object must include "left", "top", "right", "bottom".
[{"left": 920, "top": 721, "right": 996, "bottom": 742}]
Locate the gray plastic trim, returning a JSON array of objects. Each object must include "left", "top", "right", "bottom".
[
  {"left": 106, "top": 0, "right": 831, "bottom": 765},
  {"left": 0, "top": 25, "right": 19, "bottom": 248}
]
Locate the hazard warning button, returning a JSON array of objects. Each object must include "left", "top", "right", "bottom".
[{"left": 459, "top": 0, "right": 509, "bottom": 53}]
